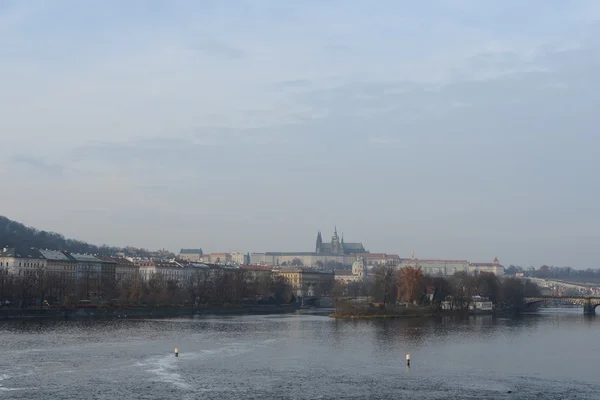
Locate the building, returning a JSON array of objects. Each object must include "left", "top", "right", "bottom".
[
  {"left": 239, "top": 264, "right": 274, "bottom": 282},
  {"left": 251, "top": 227, "right": 370, "bottom": 268},
  {"left": 335, "top": 257, "right": 368, "bottom": 283},
  {"left": 138, "top": 260, "right": 205, "bottom": 284},
  {"left": 469, "top": 257, "right": 505, "bottom": 276},
  {"left": 399, "top": 253, "right": 505, "bottom": 277},
  {"left": 96, "top": 256, "right": 140, "bottom": 286},
  {"left": 0, "top": 247, "right": 46, "bottom": 276},
  {"left": 68, "top": 253, "right": 104, "bottom": 295},
  {"left": 399, "top": 256, "right": 470, "bottom": 276},
  {"left": 97, "top": 256, "right": 139, "bottom": 285},
  {"left": 361, "top": 253, "right": 401, "bottom": 267},
  {"left": 352, "top": 257, "right": 367, "bottom": 280},
  {"left": 38, "top": 249, "right": 77, "bottom": 281},
  {"left": 315, "top": 227, "right": 367, "bottom": 255},
  {"left": 229, "top": 251, "right": 247, "bottom": 265},
  {"left": 276, "top": 268, "right": 334, "bottom": 297},
  {"left": 179, "top": 249, "right": 204, "bottom": 262},
  {"left": 209, "top": 253, "right": 232, "bottom": 264}
]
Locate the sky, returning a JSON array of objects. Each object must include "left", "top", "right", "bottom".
[{"left": 1, "top": 0, "right": 599, "bottom": 268}]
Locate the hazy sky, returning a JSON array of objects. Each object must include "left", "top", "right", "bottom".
[{"left": 1, "top": 1, "right": 599, "bottom": 268}]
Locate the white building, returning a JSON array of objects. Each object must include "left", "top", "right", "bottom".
[
  {"left": 179, "top": 249, "right": 204, "bottom": 262},
  {"left": 38, "top": 249, "right": 77, "bottom": 280},
  {"left": 138, "top": 260, "right": 213, "bottom": 284},
  {"left": 399, "top": 253, "right": 505, "bottom": 277},
  {"left": 335, "top": 257, "right": 367, "bottom": 283},
  {"left": 469, "top": 258, "right": 505, "bottom": 276},
  {"left": 0, "top": 247, "right": 47, "bottom": 276},
  {"left": 229, "top": 251, "right": 246, "bottom": 265}
]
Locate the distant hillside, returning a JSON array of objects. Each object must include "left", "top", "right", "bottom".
[{"left": 0, "top": 215, "right": 165, "bottom": 257}]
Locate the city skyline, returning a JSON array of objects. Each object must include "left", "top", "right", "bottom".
[
  {"left": 0, "top": 216, "right": 574, "bottom": 270},
  {"left": 2, "top": 1, "right": 600, "bottom": 269}
]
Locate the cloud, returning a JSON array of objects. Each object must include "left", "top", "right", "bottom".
[
  {"left": 10, "top": 155, "right": 64, "bottom": 179},
  {"left": 189, "top": 38, "right": 247, "bottom": 59},
  {"left": 1, "top": 1, "right": 600, "bottom": 267}
]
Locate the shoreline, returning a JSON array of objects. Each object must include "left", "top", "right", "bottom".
[
  {"left": 0, "top": 304, "right": 301, "bottom": 320},
  {"left": 328, "top": 309, "right": 498, "bottom": 319}
]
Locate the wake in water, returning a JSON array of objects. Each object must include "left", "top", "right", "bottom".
[
  {"left": 138, "top": 337, "right": 282, "bottom": 393},
  {"left": 0, "top": 373, "right": 31, "bottom": 392}
]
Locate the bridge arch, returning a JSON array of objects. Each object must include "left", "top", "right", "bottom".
[{"left": 524, "top": 296, "right": 600, "bottom": 315}]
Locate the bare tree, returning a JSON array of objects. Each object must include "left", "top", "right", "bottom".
[{"left": 373, "top": 265, "right": 396, "bottom": 306}]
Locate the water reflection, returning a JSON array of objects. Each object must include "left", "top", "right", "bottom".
[{"left": 2, "top": 310, "right": 600, "bottom": 399}]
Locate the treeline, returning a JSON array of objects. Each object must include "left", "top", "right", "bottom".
[
  {"left": 333, "top": 266, "right": 541, "bottom": 311},
  {"left": 507, "top": 264, "right": 600, "bottom": 283},
  {"left": 0, "top": 268, "right": 294, "bottom": 308},
  {"left": 0, "top": 215, "right": 168, "bottom": 258}
]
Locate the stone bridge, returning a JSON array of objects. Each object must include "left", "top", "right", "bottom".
[{"left": 524, "top": 296, "right": 600, "bottom": 315}]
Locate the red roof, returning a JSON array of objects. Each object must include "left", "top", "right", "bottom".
[
  {"left": 361, "top": 253, "right": 400, "bottom": 259},
  {"left": 400, "top": 259, "right": 469, "bottom": 263},
  {"left": 240, "top": 264, "right": 272, "bottom": 271},
  {"left": 470, "top": 263, "right": 503, "bottom": 267},
  {"left": 334, "top": 270, "right": 354, "bottom": 276}
]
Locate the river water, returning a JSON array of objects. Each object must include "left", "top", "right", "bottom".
[{"left": 0, "top": 308, "right": 599, "bottom": 399}]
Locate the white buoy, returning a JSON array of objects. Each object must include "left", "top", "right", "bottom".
[
  {"left": 406, "top": 353, "right": 411, "bottom": 367},
  {"left": 175, "top": 348, "right": 179, "bottom": 357}
]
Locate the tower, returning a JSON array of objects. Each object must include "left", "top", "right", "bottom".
[
  {"left": 315, "top": 231, "right": 323, "bottom": 253},
  {"left": 352, "top": 257, "right": 366, "bottom": 281},
  {"left": 331, "top": 226, "right": 341, "bottom": 255}
]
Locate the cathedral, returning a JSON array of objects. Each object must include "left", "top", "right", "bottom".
[
  {"left": 315, "top": 227, "right": 368, "bottom": 255},
  {"left": 250, "top": 227, "right": 368, "bottom": 267}
]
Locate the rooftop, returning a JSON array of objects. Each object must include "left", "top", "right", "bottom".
[
  {"left": 68, "top": 253, "right": 103, "bottom": 262},
  {"left": 180, "top": 249, "right": 203, "bottom": 254},
  {"left": 96, "top": 255, "right": 135, "bottom": 266},
  {"left": 0, "top": 247, "right": 45, "bottom": 259},
  {"left": 400, "top": 258, "right": 469, "bottom": 263},
  {"left": 38, "top": 249, "right": 74, "bottom": 261}
]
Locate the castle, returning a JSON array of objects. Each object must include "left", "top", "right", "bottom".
[
  {"left": 250, "top": 227, "right": 368, "bottom": 267},
  {"left": 315, "top": 227, "right": 367, "bottom": 255}
]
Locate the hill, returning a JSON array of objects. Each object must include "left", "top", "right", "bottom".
[{"left": 0, "top": 215, "right": 166, "bottom": 257}]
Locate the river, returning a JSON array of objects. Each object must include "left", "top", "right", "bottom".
[{"left": 0, "top": 308, "right": 598, "bottom": 399}]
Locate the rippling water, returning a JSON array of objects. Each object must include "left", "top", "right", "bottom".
[{"left": 1, "top": 309, "right": 599, "bottom": 399}]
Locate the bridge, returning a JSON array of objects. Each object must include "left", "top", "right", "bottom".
[{"left": 524, "top": 296, "right": 600, "bottom": 315}]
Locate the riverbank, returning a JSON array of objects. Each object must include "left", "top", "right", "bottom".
[
  {"left": 328, "top": 307, "right": 496, "bottom": 319},
  {"left": 0, "top": 304, "right": 301, "bottom": 320}
]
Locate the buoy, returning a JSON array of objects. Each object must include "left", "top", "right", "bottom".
[
  {"left": 174, "top": 348, "right": 179, "bottom": 357},
  {"left": 406, "top": 353, "right": 411, "bottom": 367}
]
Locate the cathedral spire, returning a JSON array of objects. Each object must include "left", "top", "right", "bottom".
[{"left": 316, "top": 230, "right": 323, "bottom": 253}]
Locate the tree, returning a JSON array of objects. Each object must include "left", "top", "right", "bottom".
[
  {"left": 291, "top": 258, "right": 304, "bottom": 267},
  {"left": 373, "top": 265, "right": 396, "bottom": 306},
  {"left": 397, "top": 266, "right": 424, "bottom": 304},
  {"left": 499, "top": 277, "right": 526, "bottom": 309},
  {"left": 325, "top": 260, "right": 345, "bottom": 270},
  {"left": 425, "top": 276, "right": 452, "bottom": 308},
  {"left": 450, "top": 272, "right": 476, "bottom": 310},
  {"left": 474, "top": 272, "right": 501, "bottom": 303},
  {"left": 523, "top": 279, "right": 541, "bottom": 297},
  {"left": 331, "top": 281, "right": 347, "bottom": 312}
]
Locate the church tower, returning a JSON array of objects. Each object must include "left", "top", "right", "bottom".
[
  {"left": 352, "top": 257, "right": 366, "bottom": 281},
  {"left": 331, "top": 226, "right": 341, "bottom": 255},
  {"left": 315, "top": 231, "right": 323, "bottom": 253}
]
